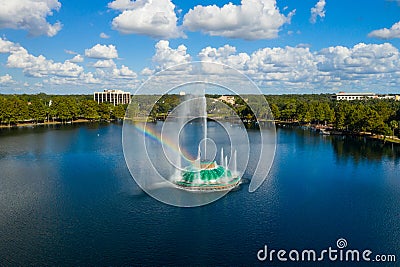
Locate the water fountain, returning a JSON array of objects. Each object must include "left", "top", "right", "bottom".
[{"left": 172, "top": 90, "right": 241, "bottom": 192}]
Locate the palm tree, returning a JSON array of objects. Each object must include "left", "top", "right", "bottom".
[{"left": 389, "top": 120, "right": 399, "bottom": 139}]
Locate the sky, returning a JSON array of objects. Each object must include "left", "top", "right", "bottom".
[{"left": 0, "top": 0, "right": 400, "bottom": 94}]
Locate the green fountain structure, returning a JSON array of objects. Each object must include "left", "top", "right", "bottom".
[
  {"left": 170, "top": 91, "right": 241, "bottom": 192},
  {"left": 173, "top": 149, "right": 241, "bottom": 192}
]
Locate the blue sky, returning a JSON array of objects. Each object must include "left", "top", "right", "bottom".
[{"left": 1, "top": 0, "right": 400, "bottom": 94}]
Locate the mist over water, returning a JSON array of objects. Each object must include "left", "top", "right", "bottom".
[{"left": 0, "top": 123, "right": 399, "bottom": 266}]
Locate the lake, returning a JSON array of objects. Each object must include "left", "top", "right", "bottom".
[{"left": 0, "top": 122, "right": 399, "bottom": 266}]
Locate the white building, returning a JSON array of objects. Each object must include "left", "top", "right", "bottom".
[
  {"left": 332, "top": 92, "right": 376, "bottom": 101},
  {"left": 378, "top": 95, "right": 400, "bottom": 101},
  {"left": 332, "top": 92, "right": 400, "bottom": 101},
  {"left": 94, "top": 89, "right": 131, "bottom": 106}
]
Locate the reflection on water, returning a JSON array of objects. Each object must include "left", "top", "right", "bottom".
[
  {"left": 0, "top": 123, "right": 399, "bottom": 266},
  {"left": 331, "top": 135, "right": 400, "bottom": 163}
]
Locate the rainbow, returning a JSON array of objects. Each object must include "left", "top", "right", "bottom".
[{"left": 132, "top": 123, "right": 196, "bottom": 163}]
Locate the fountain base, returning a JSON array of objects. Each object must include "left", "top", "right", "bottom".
[{"left": 173, "top": 161, "right": 241, "bottom": 192}]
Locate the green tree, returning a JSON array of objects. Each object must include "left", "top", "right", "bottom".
[
  {"left": 2, "top": 97, "right": 29, "bottom": 126},
  {"left": 296, "top": 102, "right": 313, "bottom": 123},
  {"left": 28, "top": 99, "right": 47, "bottom": 123},
  {"left": 114, "top": 104, "right": 127, "bottom": 120},
  {"left": 0, "top": 97, "right": 5, "bottom": 124},
  {"left": 372, "top": 101, "right": 394, "bottom": 123},
  {"left": 56, "top": 100, "right": 71, "bottom": 123},
  {"left": 270, "top": 103, "right": 280, "bottom": 120},
  {"left": 51, "top": 97, "right": 79, "bottom": 123},
  {"left": 48, "top": 99, "right": 57, "bottom": 122},
  {"left": 280, "top": 100, "right": 297, "bottom": 121},
  {"left": 346, "top": 104, "right": 366, "bottom": 132},
  {"left": 98, "top": 102, "right": 113, "bottom": 120},
  {"left": 313, "top": 103, "right": 325, "bottom": 125},
  {"left": 81, "top": 100, "right": 100, "bottom": 120},
  {"left": 66, "top": 97, "right": 79, "bottom": 120},
  {"left": 365, "top": 108, "right": 383, "bottom": 134},
  {"left": 320, "top": 102, "right": 334, "bottom": 124},
  {"left": 389, "top": 120, "right": 399, "bottom": 138},
  {"left": 334, "top": 103, "right": 346, "bottom": 130}
]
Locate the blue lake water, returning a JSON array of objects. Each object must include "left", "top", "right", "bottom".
[{"left": 0, "top": 122, "right": 399, "bottom": 266}]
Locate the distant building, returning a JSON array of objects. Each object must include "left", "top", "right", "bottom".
[
  {"left": 378, "top": 95, "right": 400, "bottom": 101},
  {"left": 94, "top": 89, "right": 131, "bottom": 106},
  {"left": 218, "top": 95, "right": 235, "bottom": 105},
  {"left": 332, "top": 92, "right": 376, "bottom": 101},
  {"left": 332, "top": 92, "right": 400, "bottom": 101},
  {"left": 379, "top": 95, "right": 395, "bottom": 100}
]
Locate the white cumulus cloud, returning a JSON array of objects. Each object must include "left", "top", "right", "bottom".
[
  {"left": 0, "top": 0, "right": 62, "bottom": 37},
  {"left": 317, "top": 43, "right": 400, "bottom": 77},
  {"left": 310, "top": 0, "right": 326, "bottom": 24},
  {"left": 197, "top": 44, "right": 318, "bottom": 83},
  {"left": 191, "top": 42, "right": 400, "bottom": 92},
  {"left": 0, "top": 37, "right": 20, "bottom": 53},
  {"left": 7, "top": 46, "right": 84, "bottom": 78},
  {"left": 368, "top": 21, "right": 400, "bottom": 39},
  {"left": 247, "top": 46, "right": 318, "bottom": 83},
  {"left": 69, "top": 54, "right": 84, "bottom": 63},
  {"left": 93, "top": 59, "right": 116, "bottom": 68},
  {"left": 85, "top": 44, "right": 118, "bottom": 59},
  {"left": 108, "top": 0, "right": 140, "bottom": 11},
  {"left": 183, "top": 0, "right": 295, "bottom": 40},
  {"left": 113, "top": 65, "right": 137, "bottom": 78},
  {"left": 108, "top": 0, "right": 183, "bottom": 39},
  {"left": 198, "top": 45, "right": 250, "bottom": 72},
  {"left": 0, "top": 74, "right": 14, "bottom": 84},
  {"left": 152, "top": 40, "right": 191, "bottom": 70},
  {"left": 140, "top": 67, "right": 155, "bottom": 76},
  {"left": 0, "top": 38, "right": 141, "bottom": 91}
]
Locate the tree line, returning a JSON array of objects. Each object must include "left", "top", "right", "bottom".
[
  {"left": 1, "top": 93, "right": 399, "bottom": 137},
  {"left": 0, "top": 94, "right": 127, "bottom": 126},
  {"left": 130, "top": 93, "right": 399, "bottom": 137},
  {"left": 265, "top": 94, "right": 400, "bottom": 136}
]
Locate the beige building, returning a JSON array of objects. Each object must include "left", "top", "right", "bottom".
[
  {"left": 218, "top": 95, "right": 235, "bottom": 105},
  {"left": 94, "top": 89, "right": 131, "bottom": 106}
]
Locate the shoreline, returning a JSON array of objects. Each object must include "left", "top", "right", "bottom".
[
  {"left": 276, "top": 122, "right": 400, "bottom": 145},
  {"left": 2, "top": 119, "right": 399, "bottom": 146},
  {"left": 369, "top": 135, "right": 400, "bottom": 144},
  {"left": 0, "top": 119, "right": 100, "bottom": 129}
]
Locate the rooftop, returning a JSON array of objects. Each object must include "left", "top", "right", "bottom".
[
  {"left": 94, "top": 89, "right": 130, "bottom": 93},
  {"left": 335, "top": 92, "right": 376, "bottom": 96}
]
